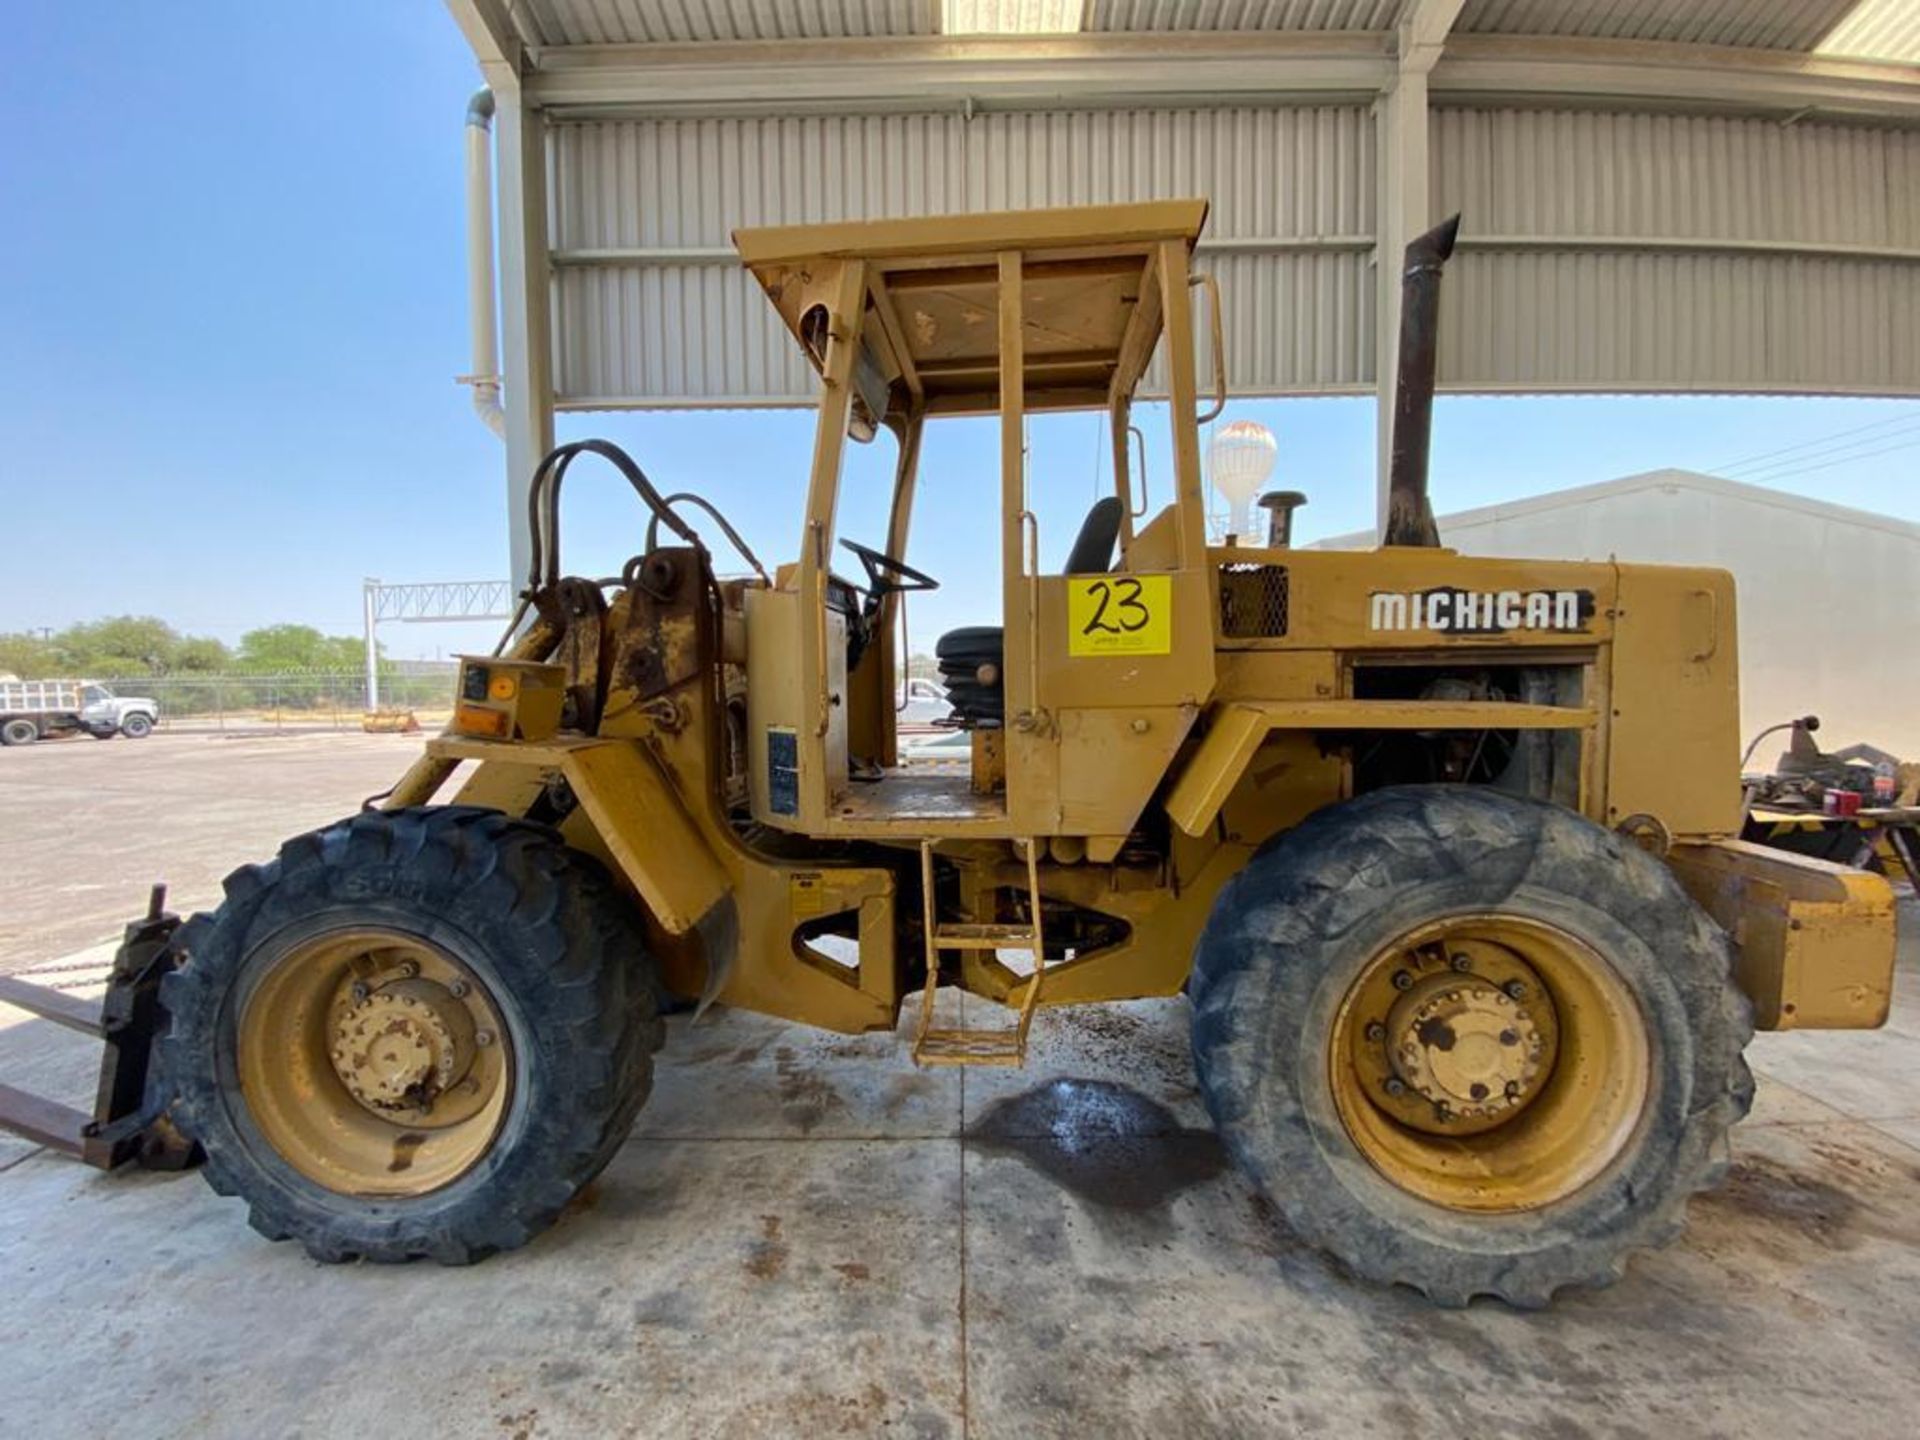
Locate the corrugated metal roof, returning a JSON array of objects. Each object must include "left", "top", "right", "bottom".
[
  {"left": 508, "top": 0, "right": 1898, "bottom": 51},
  {"left": 1453, "top": 0, "right": 1859, "bottom": 52},
  {"left": 1083, "top": 0, "right": 1403, "bottom": 32},
  {"left": 513, "top": 0, "right": 941, "bottom": 46},
  {"left": 1817, "top": 0, "right": 1920, "bottom": 63}
]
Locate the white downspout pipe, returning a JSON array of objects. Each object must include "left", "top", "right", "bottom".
[{"left": 462, "top": 89, "right": 506, "bottom": 439}]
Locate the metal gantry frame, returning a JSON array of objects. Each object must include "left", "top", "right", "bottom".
[{"left": 361, "top": 578, "right": 513, "bottom": 710}]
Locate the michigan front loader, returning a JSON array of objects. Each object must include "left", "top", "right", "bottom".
[{"left": 4, "top": 200, "right": 1896, "bottom": 1306}]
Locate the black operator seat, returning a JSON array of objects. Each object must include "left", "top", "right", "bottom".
[{"left": 935, "top": 495, "right": 1125, "bottom": 728}]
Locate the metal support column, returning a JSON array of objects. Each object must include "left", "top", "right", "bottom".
[
  {"left": 363, "top": 578, "right": 380, "bottom": 712},
  {"left": 489, "top": 71, "right": 555, "bottom": 591}
]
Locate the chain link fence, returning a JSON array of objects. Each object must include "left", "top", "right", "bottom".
[{"left": 119, "top": 669, "right": 457, "bottom": 734}]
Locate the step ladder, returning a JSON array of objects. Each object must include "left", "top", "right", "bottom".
[{"left": 912, "top": 838, "right": 1045, "bottom": 1067}]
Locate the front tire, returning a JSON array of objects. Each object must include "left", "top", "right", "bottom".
[
  {"left": 120, "top": 713, "right": 154, "bottom": 738},
  {"left": 1191, "top": 786, "right": 1752, "bottom": 1307},
  {"left": 159, "top": 806, "right": 662, "bottom": 1264}
]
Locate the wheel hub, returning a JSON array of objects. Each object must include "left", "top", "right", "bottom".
[
  {"left": 1331, "top": 914, "right": 1649, "bottom": 1213},
  {"left": 1386, "top": 973, "right": 1546, "bottom": 1130},
  {"left": 330, "top": 979, "right": 475, "bottom": 1114}
]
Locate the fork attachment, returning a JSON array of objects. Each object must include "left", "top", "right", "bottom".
[{"left": 0, "top": 884, "right": 199, "bottom": 1171}]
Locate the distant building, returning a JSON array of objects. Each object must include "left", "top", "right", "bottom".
[{"left": 1316, "top": 469, "right": 1920, "bottom": 761}]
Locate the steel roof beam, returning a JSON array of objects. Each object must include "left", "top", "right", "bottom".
[
  {"left": 525, "top": 33, "right": 1395, "bottom": 111},
  {"left": 1434, "top": 35, "right": 1920, "bottom": 121},
  {"left": 518, "top": 32, "right": 1920, "bottom": 121}
]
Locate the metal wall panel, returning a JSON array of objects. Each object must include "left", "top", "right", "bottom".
[
  {"left": 1432, "top": 108, "right": 1920, "bottom": 393},
  {"left": 547, "top": 105, "right": 1377, "bottom": 406},
  {"left": 1454, "top": 0, "right": 1857, "bottom": 51}
]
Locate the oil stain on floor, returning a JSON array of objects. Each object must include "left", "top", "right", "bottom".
[{"left": 967, "top": 1078, "right": 1227, "bottom": 1213}]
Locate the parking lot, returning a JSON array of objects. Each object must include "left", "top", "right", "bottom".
[{"left": 4, "top": 733, "right": 1920, "bottom": 1438}]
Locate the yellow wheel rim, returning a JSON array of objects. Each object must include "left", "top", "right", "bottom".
[
  {"left": 237, "top": 927, "right": 512, "bottom": 1197},
  {"left": 1329, "top": 913, "right": 1650, "bottom": 1213}
]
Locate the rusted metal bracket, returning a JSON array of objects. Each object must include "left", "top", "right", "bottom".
[{"left": 0, "top": 885, "right": 200, "bottom": 1171}]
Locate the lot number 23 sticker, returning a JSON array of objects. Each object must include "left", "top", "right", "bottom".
[{"left": 1067, "top": 575, "right": 1173, "bottom": 657}]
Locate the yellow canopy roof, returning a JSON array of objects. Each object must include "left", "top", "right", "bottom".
[{"left": 734, "top": 199, "right": 1209, "bottom": 417}]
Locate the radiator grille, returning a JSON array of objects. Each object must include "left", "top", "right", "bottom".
[{"left": 1219, "top": 564, "right": 1290, "bottom": 638}]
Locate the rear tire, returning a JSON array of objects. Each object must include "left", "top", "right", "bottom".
[
  {"left": 159, "top": 806, "right": 663, "bottom": 1264},
  {"left": 1, "top": 718, "right": 38, "bottom": 746},
  {"left": 1190, "top": 785, "right": 1752, "bottom": 1307}
]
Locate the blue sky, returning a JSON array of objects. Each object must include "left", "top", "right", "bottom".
[{"left": 4, "top": 2, "right": 1917, "bottom": 659}]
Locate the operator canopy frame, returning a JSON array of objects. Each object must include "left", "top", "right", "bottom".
[{"left": 735, "top": 198, "right": 1210, "bottom": 427}]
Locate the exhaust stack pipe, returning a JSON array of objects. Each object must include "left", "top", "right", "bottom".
[{"left": 1383, "top": 214, "right": 1461, "bottom": 547}]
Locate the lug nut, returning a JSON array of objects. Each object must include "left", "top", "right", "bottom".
[
  {"left": 1434, "top": 1103, "right": 1453, "bottom": 1122},
  {"left": 474, "top": 1029, "right": 494, "bottom": 1048},
  {"left": 449, "top": 980, "right": 470, "bottom": 998},
  {"left": 1449, "top": 952, "right": 1472, "bottom": 972},
  {"left": 1364, "top": 1021, "right": 1386, "bottom": 1042},
  {"left": 1382, "top": 1076, "right": 1407, "bottom": 1097},
  {"left": 1391, "top": 970, "right": 1414, "bottom": 992},
  {"left": 350, "top": 982, "right": 370, "bottom": 1002},
  {"left": 1504, "top": 980, "right": 1528, "bottom": 1001},
  {"left": 397, "top": 960, "right": 420, "bottom": 979},
  {"left": 1504, "top": 1081, "right": 1522, "bottom": 1099}
]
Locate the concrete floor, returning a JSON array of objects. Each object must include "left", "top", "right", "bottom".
[{"left": 4, "top": 734, "right": 1920, "bottom": 1438}]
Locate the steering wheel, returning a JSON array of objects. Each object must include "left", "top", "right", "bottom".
[{"left": 839, "top": 538, "right": 940, "bottom": 598}]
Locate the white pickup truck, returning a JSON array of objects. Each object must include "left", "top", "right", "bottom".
[{"left": 0, "top": 678, "right": 160, "bottom": 746}]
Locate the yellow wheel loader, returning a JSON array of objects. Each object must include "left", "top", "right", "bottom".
[{"left": 4, "top": 200, "right": 1896, "bottom": 1306}]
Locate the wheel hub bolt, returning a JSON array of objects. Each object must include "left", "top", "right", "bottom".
[
  {"left": 1391, "top": 970, "right": 1414, "bottom": 992},
  {"left": 350, "top": 982, "right": 370, "bottom": 1002},
  {"left": 1434, "top": 1103, "right": 1452, "bottom": 1122},
  {"left": 1504, "top": 1080, "right": 1522, "bottom": 1099},
  {"left": 475, "top": 1029, "right": 495, "bottom": 1048},
  {"left": 449, "top": 980, "right": 470, "bottom": 998},
  {"left": 1364, "top": 1021, "right": 1386, "bottom": 1042},
  {"left": 398, "top": 960, "right": 420, "bottom": 979},
  {"left": 1449, "top": 952, "right": 1472, "bottom": 972},
  {"left": 1383, "top": 1076, "right": 1407, "bottom": 1097},
  {"left": 1504, "top": 980, "right": 1528, "bottom": 1000}
]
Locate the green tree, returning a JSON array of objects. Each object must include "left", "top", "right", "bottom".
[
  {"left": 170, "top": 636, "right": 234, "bottom": 672},
  {"left": 0, "top": 632, "right": 57, "bottom": 679},
  {"left": 54, "top": 615, "right": 188, "bottom": 675},
  {"left": 236, "top": 624, "right": 367, "bottom": 672}
]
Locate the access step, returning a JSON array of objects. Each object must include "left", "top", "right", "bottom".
[
  {"left": 929, "top": 923, "right": 1038, "bottom": 950},
  {"left": 912, "top": 839, "right": 1047, "bottom": 1069},
  {"left": 913, "top": 1029, "right": 1027, "bottom": 1067}
]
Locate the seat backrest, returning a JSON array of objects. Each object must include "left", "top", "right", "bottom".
[{"left": 1062, "top": 495, "right": 1124, "bottom": 575}]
